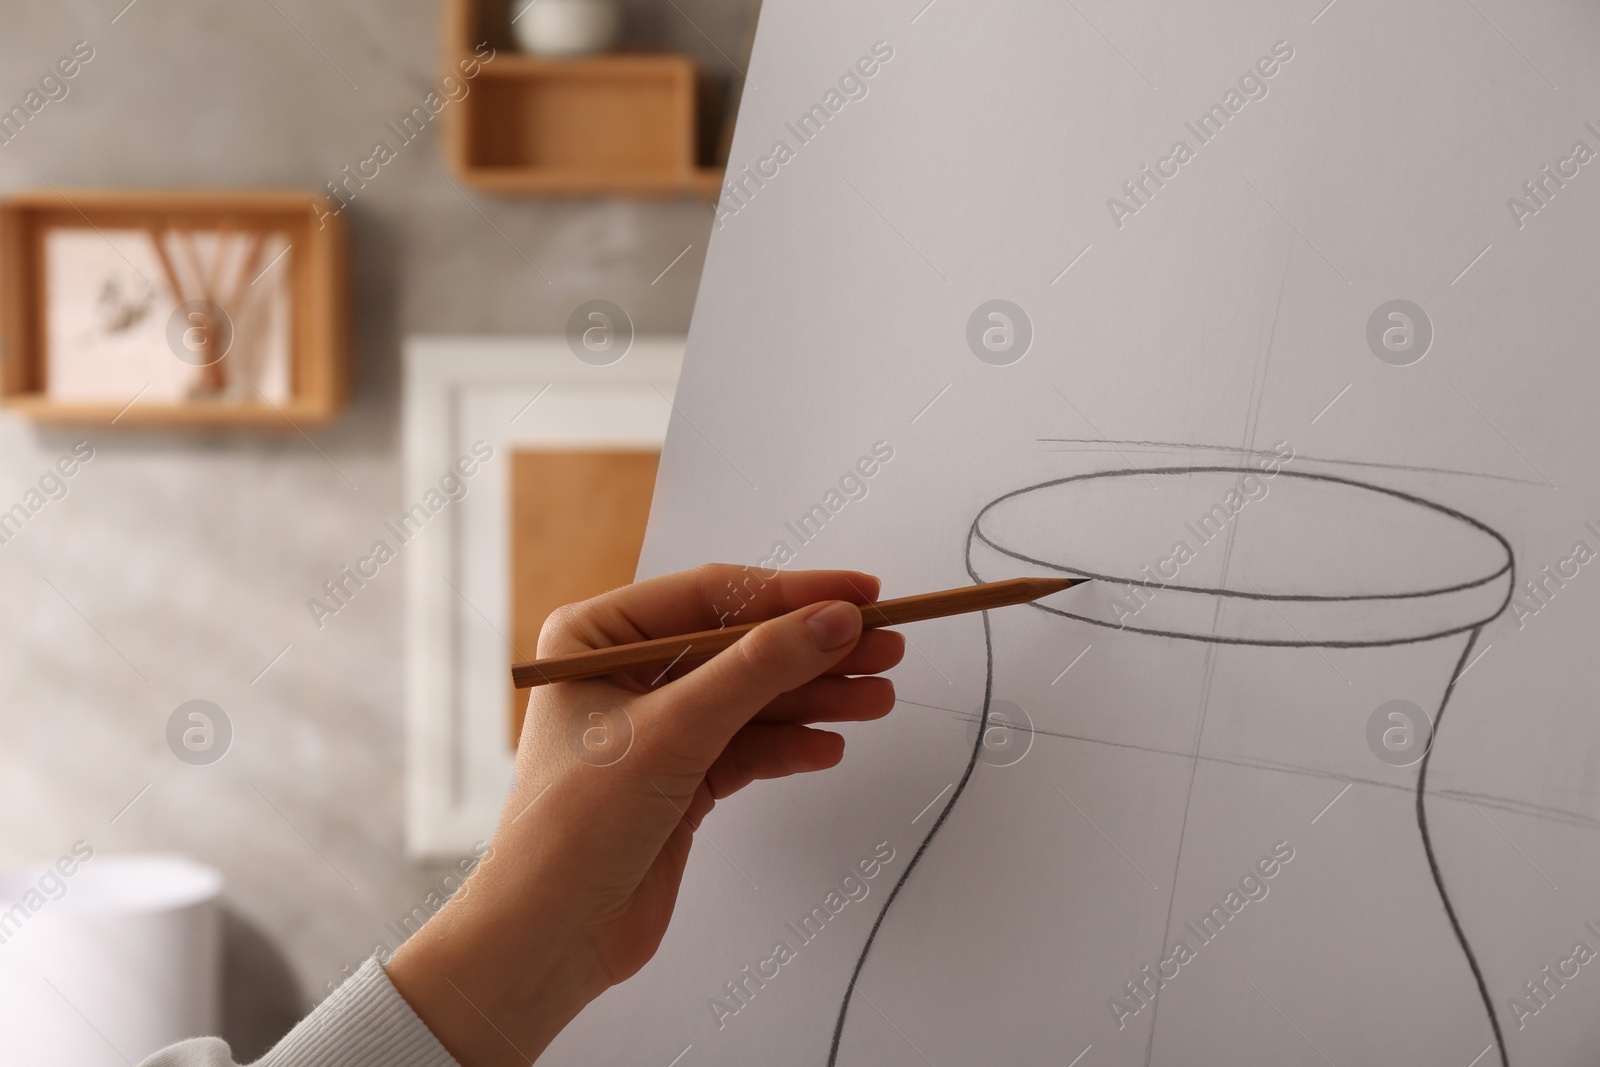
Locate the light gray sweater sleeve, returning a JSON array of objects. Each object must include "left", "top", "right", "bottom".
[{"left": 137, "top": 957, "right": 459, "bottom": 1067}]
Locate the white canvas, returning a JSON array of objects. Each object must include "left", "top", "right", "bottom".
[{"left": 547, "top": 3, "right": 1600, "bottom": 1064}]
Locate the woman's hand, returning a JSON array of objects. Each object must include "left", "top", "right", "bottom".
[{"left": 387, "top": 565, "right": 904, "bottom": 1066}]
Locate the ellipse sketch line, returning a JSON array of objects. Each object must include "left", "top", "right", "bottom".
[{"left": 974, "top": 467, "right": 1514, "bottom": 608}]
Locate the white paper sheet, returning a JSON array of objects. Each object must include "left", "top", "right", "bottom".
[{"left": 546, "top": 3, "right": 1600, "bottom": 1064}]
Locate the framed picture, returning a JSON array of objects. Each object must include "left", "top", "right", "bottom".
[
  {"left": 403, "top": 335, "right": 683, "bottom": 857},
  {"left": 0, "top": 189, "right": 349, "bottom": 428}
]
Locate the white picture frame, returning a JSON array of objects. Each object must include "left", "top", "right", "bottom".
[{"left": 403, "top": 335, "right": 683, "bottom": 858}]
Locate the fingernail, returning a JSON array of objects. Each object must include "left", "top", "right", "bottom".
[{"left": 805, "top": 601, "right": 861, "bottom": 651}]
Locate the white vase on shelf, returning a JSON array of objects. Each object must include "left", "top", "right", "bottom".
[{"left": 511, "top": 0, "right": 622, "bottom": 59}]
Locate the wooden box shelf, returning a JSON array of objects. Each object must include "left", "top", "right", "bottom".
[
  {"left": 0, "top": 188, "right": 350, "bottom": 430},
  {"left": 443, "top": 0, "right": 723, "bottom": 197}
]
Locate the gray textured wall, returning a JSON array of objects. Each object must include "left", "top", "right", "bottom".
[{"left": 0, "top": 0, "right": 753, "bottom": 1056}]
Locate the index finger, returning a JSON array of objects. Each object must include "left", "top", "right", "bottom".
[{"left": 536, "top": 564, "right": 882, "bottom": 657}]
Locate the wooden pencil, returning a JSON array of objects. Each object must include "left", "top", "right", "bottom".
[{"left": 511, "top": 576, "right": 1090, "bottom": 689}]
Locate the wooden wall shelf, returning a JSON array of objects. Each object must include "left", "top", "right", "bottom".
[
  {"left": 0, "top": 189, "right": 350, "bottom": 430},
  {"left": 442, "top": 0, "right": 723, "bottom": 197}
]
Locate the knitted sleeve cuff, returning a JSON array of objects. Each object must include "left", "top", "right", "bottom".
[
  {"left": 138, "top": 955, "right": 461, "bottom": 1067},
  {"left": 252, "top": 956, "right": 459, "bottom": 1067}
]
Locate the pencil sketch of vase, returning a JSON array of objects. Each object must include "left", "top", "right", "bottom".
[{"left": 830, "top": 462, "right": 1516, "bottom": 1067}]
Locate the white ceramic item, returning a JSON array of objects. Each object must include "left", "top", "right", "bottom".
[
  {"left": 512, "top": 0, "right": 623, "bottom": 59},
  {"left": 0, "top": 854, "right": 223, "bottom": 1067}
]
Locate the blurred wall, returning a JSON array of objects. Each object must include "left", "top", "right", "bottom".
[{"left": 0, "top": 0, "right": 754, "bottom": 1056}]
